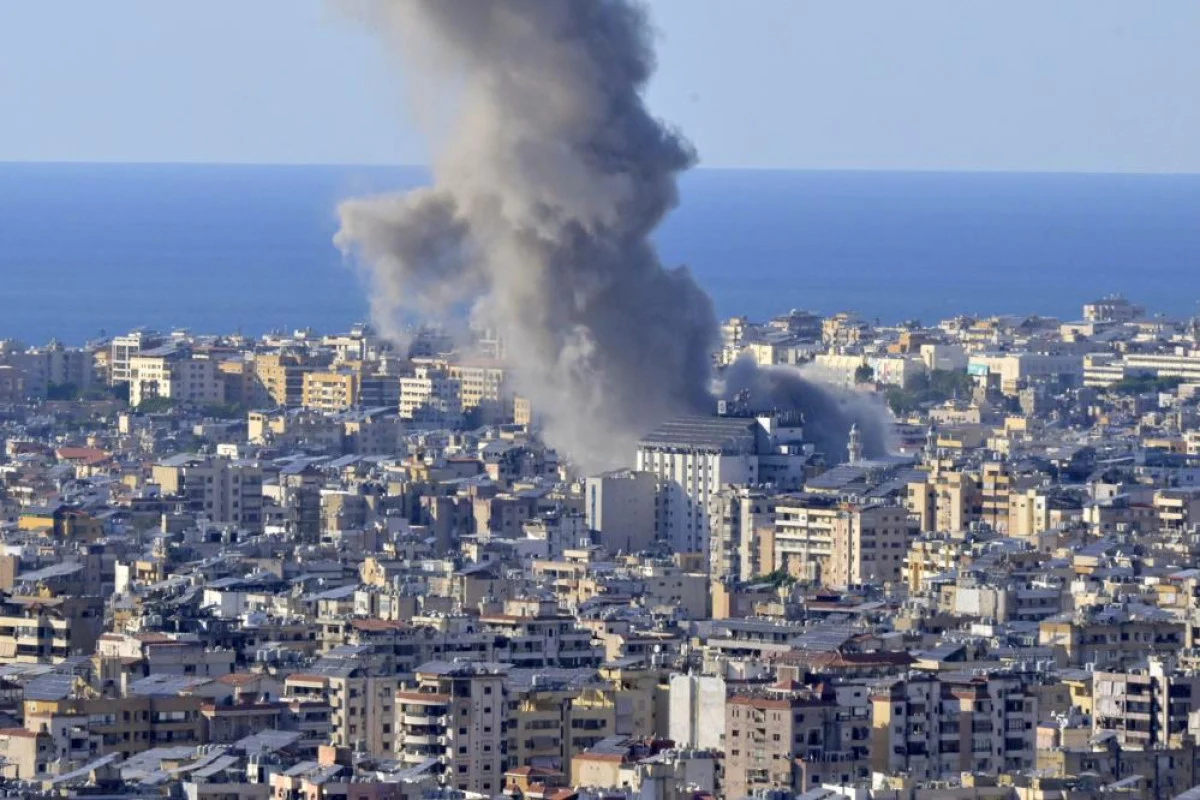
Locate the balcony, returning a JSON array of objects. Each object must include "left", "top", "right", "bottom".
[
  {"left": 403, "top": 733, "right": 446, "bottom": 747},
  {"left": 402, "top": 713, "right": 447, "bottom": 726}
]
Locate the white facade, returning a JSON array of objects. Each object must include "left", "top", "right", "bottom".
[
  {"left": 399, "top": 364, "right": 462, "bottom": 423},
  {"left": 110, "top": 330, "right": 161, "bottom": 385},
  {"left": 867, "top": 354, "right": 927, "bottom": 387},
  {"left": 920, "top": 343, "right": 968, "bottom": 372},
  {"left": 668, "top": 673, "right": 726, "bottom": 751},
  {"left": 636, "top": 447, "right": 756, "bottom": 554},
  {"left": 636, "top": 414, "right": 807, "bottom": 555}
]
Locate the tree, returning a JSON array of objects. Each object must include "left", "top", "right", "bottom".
[
  {"left": 885, "top": 369, "right": 974, "bottom": 415},
  {"left": 854, "top": 364, "right": 875, "bottom": 384},
  {"left": 201, "top": 402, "right": 247, "bottom": 420},
  {"left": 136, "top": 396, "right": 176, "bottom": 414},
  {"left": 46, "top": 383, "right": 79, "bottom": 401},
  {"left": 1108, "top": 374, "right": 1183, "bottom": 396}
]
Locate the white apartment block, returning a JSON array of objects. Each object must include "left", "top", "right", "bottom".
[
  {"left": 399, "top": 363, "right": 462, "bottom": 424},
  {"left": 668, "top": 673, "right": 726, "bottom": 751},
  {"left": 636, "top": 412, "right": 807, "bottom": 555},
  {"left": 109, "top": 330, "right": 162, "bottom": 385}
]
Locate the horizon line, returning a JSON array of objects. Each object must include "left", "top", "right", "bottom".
[{"left": 3, "top": 158, "right": 1200, "bottom": 178}]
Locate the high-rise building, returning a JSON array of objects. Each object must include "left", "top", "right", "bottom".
[
  {"left": 396, "top": 661, "right": 509, "bottom": 795},
  {"left": 253, "top": 351, "right": 312, "bottom": 407},
  {"left": 399, "top": 363, "right": 462, "bottom": 424},
  {"left": 636, "top": 411, "right": 809, "bottom": 555},
  {"left": 709, "top": 486, "right": 775, "bottom": 582},
  {"left": 724, "top": 684, "right": 862, "bottom": 799}
]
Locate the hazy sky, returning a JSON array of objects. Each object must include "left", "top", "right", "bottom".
[{"left": 3, "top": 0, "right": 1200, "bottom": 172}]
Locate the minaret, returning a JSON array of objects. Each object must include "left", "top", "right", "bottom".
[{"left": 848, "top": 423, "right": 863, "bottom": 465}]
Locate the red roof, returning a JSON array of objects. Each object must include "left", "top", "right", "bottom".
[{"left": 56, "top": 447, "right": 111, "bottom": 465}]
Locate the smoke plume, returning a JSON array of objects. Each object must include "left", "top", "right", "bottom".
[
  {"left": 720, "top": 357, "right": 892, "bottom": 463},
  {"left": 335, "top": 0, "right": 888, "bottom": 471}
]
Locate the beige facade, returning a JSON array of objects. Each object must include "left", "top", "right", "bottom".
[
  {"left": 871, "top": 673, "right": 1036, "bottom": 780},
  {"left": 254, "top": 352, "right": 311, "bottom": 407},
  {"left": 723, "top": 689, "right": 854, "bottom": 799},
  {"left": 395, "top": 662, "right": 508, "bottom": 795},
  {"left": 302, "top": 370, "right": 361, "bottom": 412},
  {"left": 774, "top": 495, "right": 912, "bottom": 587},
  {"left": 129, "top": 350, "right": 224, "bottom": 407},
  {"left": 152, "top": 455, "right": 264, "bottom": 532}
]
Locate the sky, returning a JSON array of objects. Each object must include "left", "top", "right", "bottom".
[{"left": 2, "top": 0, "right": 1200, "bottom": 172}]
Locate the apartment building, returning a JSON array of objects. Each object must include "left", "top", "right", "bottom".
[
  {"left": 505, "top": 677, "right": 626, "bottom": 774},
  {"left": 980, "top": 461, "right": 1012, "bottom": 533},
  {"left": 216, "top": 358, "right": 258, "bottom": 407},
  {"left": 247, "top": 408, "right": 344, "bottom": 451},
  {"left": 253, "top": 351, "right": 312, "bottom": 407},
  {"left": 478, "top": 599, "right": 605, "bottom": 669},
  {"left": 1093, "top": 659, "right": 1200, "bottom": 748},
  {"left": 870, "top": 672, "right": 1037, "bottom": 780},
  {"left": 24, "top": 690, "right": 207, "bottom": 761},
  {"left": 109, "top": 330, "right": 162, "bottom": 385},
  {"left": 399, "top": 363, "right": 462, "bottom": 424},
  {"left": 773, "top": 494, "right": 912, "bottom": 587},
  {"left": 284, "top": 659, "right": 400, "bottom": 757},
  {"left": 151, "top": 455, "right": 264, "bottom": 533},
  {"left": 967, "top": 352, "right": 1083, "bottom": 395},
  {"left": 585, "top": 470, "right": 659, "bottom": 556},
  {"left": 709, "top": 486, "right": 775, "bottom": 582},
  {"left": 447, "top": 361, "right": 512, "bottom": 421},
  {"left": 637, "top": 412, "right": 809, "bottom": 556},
  {"left": 0, "top": 593, "right": 105, "bottom": 664},
  {"left": 1084, "top": 295, "right": 1144, "bottom": 322},
  {"left": 395, "top": 661, "right": 509, "bottom": 795},
  {"left": 723, "top": 685, "right": 852, "bottom": 799},
  {"left": 128, "top": 347, "right": 224, "bottom": 407},
  {"left": 302, "top": 370, "right": 361, "bottom": 413},
  {"left": 0, "top": 366, "right": 25, "bottom": 403},
  {"left": 1154, "top": 487, "right": 1200, "bottom": 532},
  {"left": 1039, "top": 613, "right": 1185, "bottom": 670},
  {"left": 908, "top": 465, "right": 982, "bottom": 534}
]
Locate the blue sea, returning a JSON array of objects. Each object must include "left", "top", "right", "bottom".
[{"left": 2, "top": 162, "right": 1200, "bottom": 345}]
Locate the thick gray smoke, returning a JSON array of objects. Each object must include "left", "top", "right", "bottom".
[
  {"left": 335, "top": 0, "right": 888, "bottom": 471},
  {"left": 721, "top": 357, "right": 891, "bottom": 463}
]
